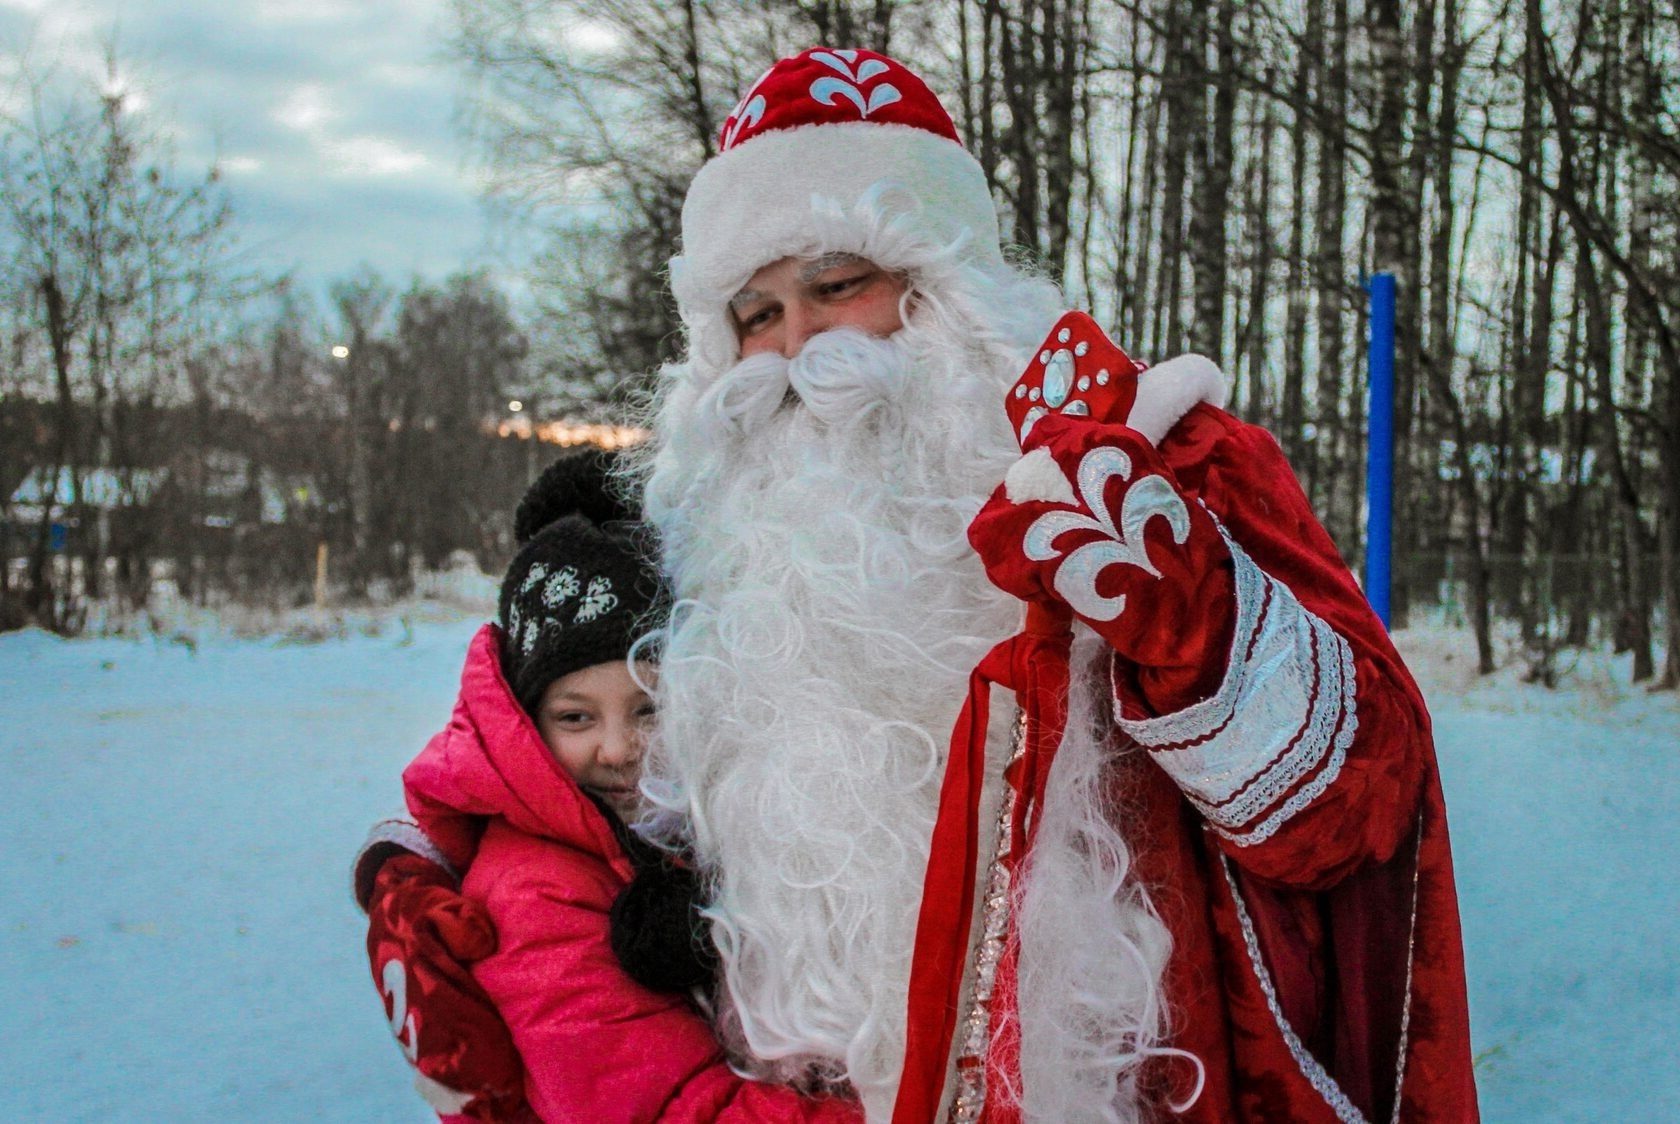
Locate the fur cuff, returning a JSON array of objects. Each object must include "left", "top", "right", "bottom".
[
  {"left": 350, "top": 819, "right": 457, "bottom": 912},
  {"left": 1130, "top": 354, "right": 1228, "bottom": 445}
]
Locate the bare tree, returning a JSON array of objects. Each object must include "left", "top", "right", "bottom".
[
  {"left": 0, "top": 47, "right": 237, "bottom": 632},
  {"left": 447, "top": 0, "right": 846, "bottom": 399}
]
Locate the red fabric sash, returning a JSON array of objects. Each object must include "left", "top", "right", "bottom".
[{"left": 894, "top": 605, "right": 1071, "bottom": 1124}]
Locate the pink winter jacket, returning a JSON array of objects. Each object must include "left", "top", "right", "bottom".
[{"left": 403, "top": 624, "right": 862, "bottom": 1124}]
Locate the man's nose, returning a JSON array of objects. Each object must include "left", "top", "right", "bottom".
[{"left": 780, "top": 300, "right": 830, "bottom": 359}]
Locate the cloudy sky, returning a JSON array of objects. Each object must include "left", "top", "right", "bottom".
[{"left": 1, "top": 0, "right": 510, "bottom": 291}]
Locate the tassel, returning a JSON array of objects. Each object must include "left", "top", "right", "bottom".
[{"left": 895, "top": 604, "right": 1072, "bottom": 1124}]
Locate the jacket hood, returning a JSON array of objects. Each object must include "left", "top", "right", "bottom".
[{"left": 403, "top": 623, "right": 632, "bottom": 882}]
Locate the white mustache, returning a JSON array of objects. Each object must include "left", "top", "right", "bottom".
[{"left": 692, "top": 328, "right": 910, "bottom": 439}]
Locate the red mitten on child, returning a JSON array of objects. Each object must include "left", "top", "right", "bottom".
[
  {"left": 970, "top": 313, "right": 1237, "bottom": 714},
  {"left": 366, "top": 853, "right": 530, "bottom": 1122}
]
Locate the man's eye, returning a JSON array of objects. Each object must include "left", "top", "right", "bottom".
[
  {"left": 818, "top": 272, "right": 870, "bottom": 297},
  {"left": 736, "top": 305, "right": 776, "bottom": 333}
]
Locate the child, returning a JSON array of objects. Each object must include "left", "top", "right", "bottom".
[{"left": 377, "top": 449, "right": 861, "bottom": 1123}]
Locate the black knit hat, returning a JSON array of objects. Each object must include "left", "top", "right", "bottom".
[{"left": 498, "top": 448, "right": 665, "bottom": 716}]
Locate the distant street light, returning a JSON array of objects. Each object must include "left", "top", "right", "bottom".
[
  {"left": 508, "top": 399, "right": 523, "bottom": 413},
  {"left": 331, "top": 345, "right": 350, "bottom": 359}
]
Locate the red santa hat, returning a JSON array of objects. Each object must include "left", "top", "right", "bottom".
[{"left": 673, "top": 48, "right": 1003, "bottom": 319}]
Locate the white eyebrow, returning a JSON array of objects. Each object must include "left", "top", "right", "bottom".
[
  {"left": 799, "top": 252, "right": 866, "bottom": 283},
  {"left": 728, "top": 287, "right": 766, "bottom": 312}
]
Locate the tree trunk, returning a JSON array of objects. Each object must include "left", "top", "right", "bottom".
[
  {"left": 1188, "top": 0, "right": 1235, "bottom": 363},
  {"left": 994, "top": 0, "right": 1043, "bottom": 259},
  {"left": 1155, "top": 0, "right": 1203, "bottom": 355},
  {"left": 678, "top": 0, "right": 715, "bottom": 156},
  {"left": 1113, "top": 3, "right": 1148, "bottom": 344},
  {"left": 1315, "top": 0, "right": 1351, "bottom": 542},
  {"left": 34, "top": 275, "right": 78, "bottom": 632},
  {"left": 1240, "top": 69, "right": 1278, "bottom": 421},
  {"left": 1432, "top": 358, "right": 1497, "bottom": 674},
  {"left": 1040, "top": 0, "right": 1081, "bottom": 282},
  {"left": 1281, "top": 0, "right": 1319, "bottom": 466}
]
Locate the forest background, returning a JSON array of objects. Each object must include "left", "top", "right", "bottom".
[{"left": 2, "top": 0, "right": 1676, "bottom": 689}]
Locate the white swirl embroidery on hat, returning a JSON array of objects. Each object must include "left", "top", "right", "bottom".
[
  {"left": 722, "top": 93, "right": 766, "bottom": 148},
  {"left": 574, "top": 575, "right": 618, "bottom": 623},
  {"left": 808, "top": 49, "right": 902, "bottom": 118}
]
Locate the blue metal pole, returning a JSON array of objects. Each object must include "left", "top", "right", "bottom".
[{"left": 1366, "top": 272, "right": 1396, "bottom": 629}]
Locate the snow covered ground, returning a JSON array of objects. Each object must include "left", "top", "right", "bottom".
[{"left": 1, "top": 602, "right": 1674, "bottom": 1122}]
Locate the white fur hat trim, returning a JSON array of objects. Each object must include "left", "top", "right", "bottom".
[{"left": 672, "top": 121, "right": 1002, "bottom": 319}]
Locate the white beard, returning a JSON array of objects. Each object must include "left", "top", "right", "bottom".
[{"left": 637, "top": 265, "right": 1175, "bottom": 1122}]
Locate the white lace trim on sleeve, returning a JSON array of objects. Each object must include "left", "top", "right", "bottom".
[{"left": 1114, "top": 538, "right": 1358, "bottom": 845}]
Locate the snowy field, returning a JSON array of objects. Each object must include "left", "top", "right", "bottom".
[{"left": 1, "top": 599, "right": 1675, "bottom": 1123}]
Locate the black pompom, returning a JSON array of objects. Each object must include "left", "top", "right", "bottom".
[
  {"left": 513, "top": 446, "right": 636, "bottom": 545},
  {"left": 610, "top": 858, "right": 719, "bottom": 993}
]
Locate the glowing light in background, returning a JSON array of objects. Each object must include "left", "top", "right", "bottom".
[{"left": 491, "top": 417, "right": 646, "bottom": 450}]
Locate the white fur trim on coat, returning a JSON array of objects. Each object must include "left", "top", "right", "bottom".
[
  {"left": 1005, "top": 446, "right": 1079, "bottom": 505},
  {"left": 1129, "top": 354, "right": 1228, "bottom": 446}
]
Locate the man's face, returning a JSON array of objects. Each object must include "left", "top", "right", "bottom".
[{"left": 729, "top": 253, "right": 908, "bottom": 359}]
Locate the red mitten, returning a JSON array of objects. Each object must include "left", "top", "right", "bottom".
[
  {"left": 969, "top": 412, "right": 1237, "bottom": 713},
  {"left": 1005, "top": 311, "right": 1145, "bottom": 446},
  {"left": 366, "top": 853, "right": 528, "bottom": 1122}
]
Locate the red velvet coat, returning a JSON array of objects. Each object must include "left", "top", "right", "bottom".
[
  {"left": 906, "top": 403, "right": 1477, "bottom": 1123},
  {"left": 1118, "top": 404, "right": 1477, "bottom": 1122}
]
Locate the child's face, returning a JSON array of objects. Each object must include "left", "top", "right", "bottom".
[{"left": 534, "top": 660, "right": 656, "bottom": 818}]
